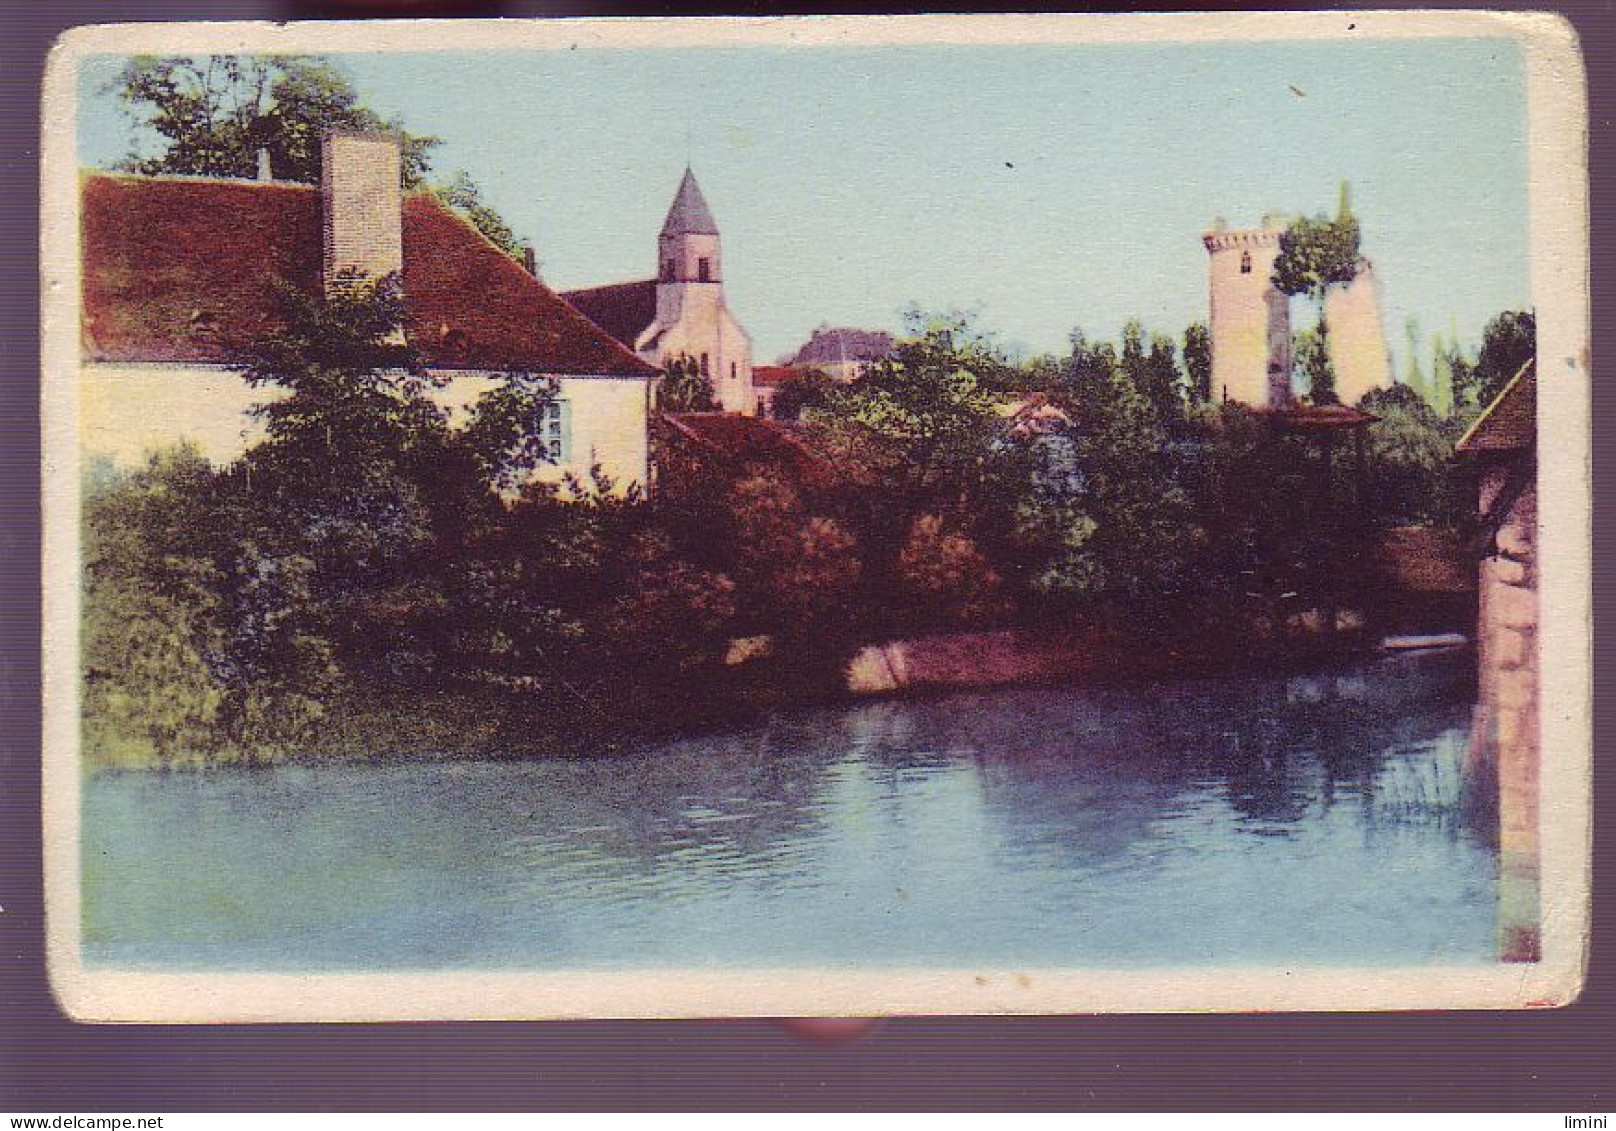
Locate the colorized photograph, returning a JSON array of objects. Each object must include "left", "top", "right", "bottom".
[{"left": 41, "top": 14, "right": 1589, "bottom": 1018}]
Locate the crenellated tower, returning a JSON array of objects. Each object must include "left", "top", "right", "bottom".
[{"left": 1202, "top": 214, "right": 1293, "bottom": 409}]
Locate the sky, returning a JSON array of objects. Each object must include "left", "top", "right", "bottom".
[{"left": 77, "top": 38, "right": 1529, "bottom": 368}]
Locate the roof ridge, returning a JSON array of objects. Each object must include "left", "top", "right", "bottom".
[
  {"left": 83, "top": 168, "right": 320, "bottom": 191},
  {"left": 559, "top": 278, "right": 657, "bottom": 297}
]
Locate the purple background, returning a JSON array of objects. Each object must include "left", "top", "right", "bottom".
[{"left": 2, "top": 0, "right": 1611, "bottom": 1112}]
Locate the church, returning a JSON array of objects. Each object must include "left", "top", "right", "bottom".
[{"left": 562, "top": 169, "right": 757, "bottom": 416}]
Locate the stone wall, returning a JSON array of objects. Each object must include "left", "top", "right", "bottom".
[
  {"left": 1471, "top": 463, "right": 1539, "bottom": 962},
  {"left": 643, "top": 286, "right": 755, "bottom": 416}
]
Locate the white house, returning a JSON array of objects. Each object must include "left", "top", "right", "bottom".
[{"left": 78, "top": 132, "right": 660, "bottom": 491}]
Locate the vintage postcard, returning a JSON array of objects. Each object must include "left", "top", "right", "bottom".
[{"left": 40, "top": 12, "right": 1590, "bottom": 1021}]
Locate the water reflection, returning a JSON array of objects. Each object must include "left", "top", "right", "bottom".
[{"left": 83, "top": 653, "right": 1496, "bottom": 970}]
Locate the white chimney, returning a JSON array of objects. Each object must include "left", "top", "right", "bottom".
[{"left": 321, "top": 131, "right": 403, "bottom": 289}]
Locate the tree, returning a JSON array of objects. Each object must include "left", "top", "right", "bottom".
[
  {"left": 1357, "top": 384, "right": 1469, "bottom": 526},
  {"left": 897, "top": 514, "right": 1007, "bottom": 627},
  {"left": 82, "top": 447, "right": 337, "bottom": 766},
  {"left": 1029, "top": 334, "right": 1203, "bottom": 622},
  {"left": 434, "top": 170, "right": 530, "bottom": 263},
  {"left": 1272, "top": 202, "right": 1362, "bottom": 303},
  {"left": 234, "top": 270, "right": 558, "bottom": 680},
  {"left": 1144, "top": 332, "right": 1188, "bottom": 425},
  {"left": 814, "top": 312, "right": 1011, "bottom": 513},
  {"left": 111, "top": 55, "right": 440, "bottom": 186},
  {"left": 769, "top": 368, "right": 836, "bottom": 422},
  {"left": 1445, "top": 339, "right": 1479, "bottom": 417},
  {"left": 658, "top": 355, "right": 718, "bottom": 413},
  {"left": 1183, "top": 321, "right": 1213, "bottom": 404},
  {"left": 1429, "top": 331, "right": 1455, "bottom": 417},
  {"left": 1294, "top": 322, "right": 1337, "bottom": 406},
  {"left": 727, "top": 475, "right": 861, "bottom": 637},
  {"left": 1473, "top": 310, "right": 1536, "bottom": 406},
  {"left": 1403, "top": 316, "right": 1428, "bottom": 403},
  {"left": 1272, "top": 187, "right": 1362, "bottom": 407},
  {"left": 1119, "top": 320, "right": 1188, "bottom": 424}
]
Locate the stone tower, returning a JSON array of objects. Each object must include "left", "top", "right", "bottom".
[
  {"left": 1323, "top": 258, "right": 1392, "bottom": 405},
  {"left": 1321, "top": 188, "right": 1392, "bottom": 405},
  {"left": 643, "top": 168, "right": 754, "bottom": 414},
  {"left": 1202, "top": 214, "right": 1293, "bottom": 409}
]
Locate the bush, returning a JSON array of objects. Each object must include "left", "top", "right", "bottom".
[{"left": 897, "top": 514, "right": 1007, "bottom": 628}]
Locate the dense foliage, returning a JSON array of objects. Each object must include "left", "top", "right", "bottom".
[
  {"left": 768, "top": 368, "right": 836, "bottom": 421},
  {"left": 111, "top": 55, "right": 439, "bottom": 185},
  {"left": 83, "top": 284, "right": 1526, "bottom": 768},
  {"left": 657, "top": 355, "right": 718, "bottom": 412},
  {"left": 1272, "top": 197, "right": 1362, "bottom": 405}
]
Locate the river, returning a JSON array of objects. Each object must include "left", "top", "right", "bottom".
[{"left": 82, "top": 652, "right": 1497, "bottom": 970}]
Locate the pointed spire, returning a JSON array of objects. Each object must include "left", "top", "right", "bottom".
[
  {"left": 661, "top": 167, "right": 719, "bottom": 236},
  {"left": 1337, "top": 179, "right": 1354, "bottom": 223}
]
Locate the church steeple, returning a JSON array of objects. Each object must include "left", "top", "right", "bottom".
[
  {"left": 661, "top": 167, "right": 719, "bottom": 237},
  {"left": 643, "top": 165, "right": 754, "bottom": 415},
  {"left": 657, "top": 167, "right": 722, "bottom": 286}
]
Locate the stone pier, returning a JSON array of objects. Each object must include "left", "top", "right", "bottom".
[{"left": 1457, "top": 362, "right": 1539, "bottom": 962}]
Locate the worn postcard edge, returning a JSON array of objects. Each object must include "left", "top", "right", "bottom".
[{"left": 38, "top": 10, "right": 1592, "bottom": 1022}]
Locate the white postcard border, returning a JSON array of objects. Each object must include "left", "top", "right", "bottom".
[{"left": 39, "top": 10, "right": 1591, "bottom": 1022}]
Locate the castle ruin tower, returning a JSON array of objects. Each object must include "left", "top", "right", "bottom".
[
  {"left": 1324, "top": 259, "right": 1392, "bottom": 405},
  {"left": 1202, "top": 214, "right": 1293, "bottom": 409},
  {"left": 643, "top": 168, "right": 755, "bottom": 414},
  {"left": 1321, "top": 186, "right": 1392, "bottom": 405}
]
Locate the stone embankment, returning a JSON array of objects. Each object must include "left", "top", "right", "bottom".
[{"left": 845, "top": 629, "right": 1098, "bottom": 696}]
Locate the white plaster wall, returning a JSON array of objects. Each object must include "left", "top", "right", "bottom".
[
  {"left": 643, "top": 285, "right": 755, "bottom": 415},
  {"left": 80, "top": 363, "right": 651, "bottom": 492},
  {"left": 79, "top": 364, "right": 282, "bottom": 468}
]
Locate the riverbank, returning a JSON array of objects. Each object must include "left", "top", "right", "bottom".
[{"left": 82, "top": 613, "right": 1475, "bottom": 772}]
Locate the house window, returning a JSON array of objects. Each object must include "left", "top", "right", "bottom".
[
  {"left": 542, "top": 399, "right": 572, "bottom": 463},
  {"left": 730, "top": 361, "right": 737, "bottom": 381},
  {"left": 699, "top": 353, "right": 710, "bottom": 376},
  {"left": 1240, "top": 251, "right": 1252, "bottom": 275},
  {"left": 698, "top": 257, "right": 711, "bottom": 282}
]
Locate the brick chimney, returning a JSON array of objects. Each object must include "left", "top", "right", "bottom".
[{"left": 321, "top": 131, "right": 403, "bottom": 289}]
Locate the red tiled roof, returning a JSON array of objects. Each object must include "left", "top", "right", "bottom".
[
  {"left": 558, "top": 279, "right": 657, "bottom": 350},
  {"left": 1457, "top": 362, "right": 1535, "bottom": 454},
  {"left": 751, "top": 365, "right": 799, "bottom": 388},
  {"left": 659, "top": 412, "right": 837, "bottom": 487},
  {"left": 81, "top": 172, "right": 656, "bottom": 378}
]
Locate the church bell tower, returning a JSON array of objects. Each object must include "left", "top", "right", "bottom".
[
  {"left": 655, "top": 168, "right": 722, "bottom": 324},
  {"left": 642, "top": 167, "right": 755, "bottom": 415}
]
